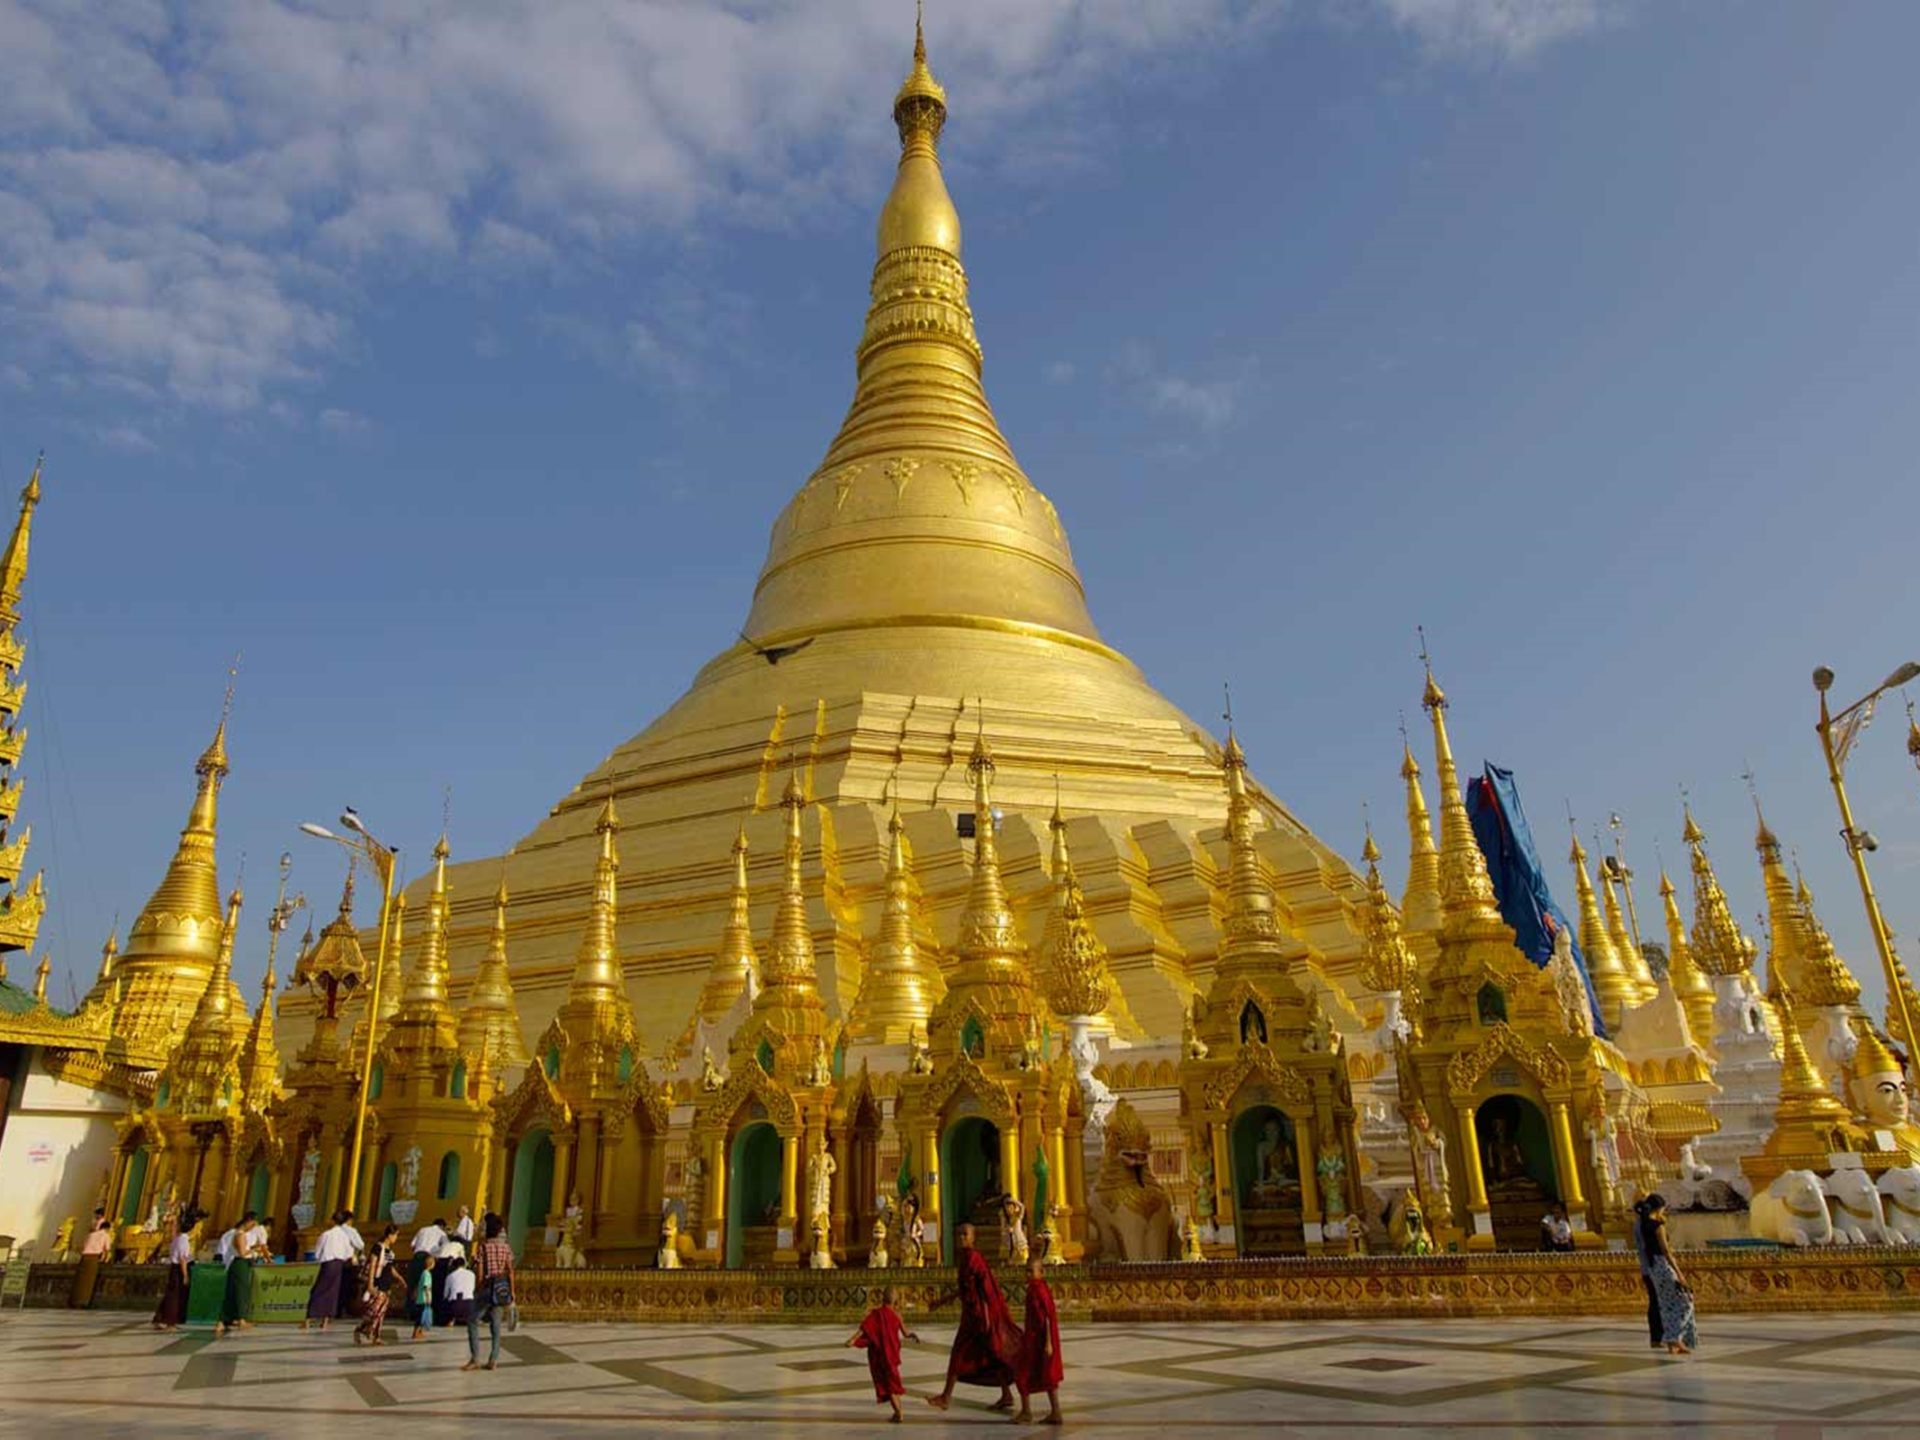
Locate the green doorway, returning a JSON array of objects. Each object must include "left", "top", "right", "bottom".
[
  {"left": 508, "top": 1128, "right": 554, "bottom": 1254},
  {"left": 726, "top": 1123, "right": 782, "bottom": 1269},
  {"left": 939, "top": 1116, "right": 1001, "bottom": 1260}
]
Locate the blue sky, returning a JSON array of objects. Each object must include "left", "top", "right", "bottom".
[{"left": 2, "top": 1, "right": 1917, "bottom": 1015}]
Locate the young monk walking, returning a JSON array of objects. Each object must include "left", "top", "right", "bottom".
[
  {"left": 1013, "top": 1256, "right": 1064, "bottom": 1425},
  {"left": 847, "top": 1286, "right": 921, "bottom": 1423},
  {"left": 927, "top": 1222, "right": 1023, "bottom": 1414}
]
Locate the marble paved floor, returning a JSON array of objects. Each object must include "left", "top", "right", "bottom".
[{"left": 2, "top": 1310, "right": 1917, "bottom": 1438}]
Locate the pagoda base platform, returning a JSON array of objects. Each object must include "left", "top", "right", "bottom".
[{"left": 31, "top": 1249, "right": 1920, "bottom": 1323}]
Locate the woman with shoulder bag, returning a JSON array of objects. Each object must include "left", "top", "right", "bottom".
[{"left": 463, "top": 1213, "right": 516, "bottom": 1372}]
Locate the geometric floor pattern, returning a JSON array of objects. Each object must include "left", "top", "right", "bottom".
[{"left": 5, "top": 1310, "right": 1919, "bottom": 1437}]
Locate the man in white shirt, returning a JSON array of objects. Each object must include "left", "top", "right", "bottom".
[
  {"left": 407, "top": 1218, "right": 449, "bottom": 1330},
  {"left": 215, "top": 1225, "right": 238, "bottom": 1267},
  {"left": 452, "top": 1206, "right": 475, "bottom": 1244},
  {"left": 441, "top": 1249, "right": 476, "bottom": 1326},
  {"left": 304, "top": 1210, "right": 362, "bottom": 1331}
]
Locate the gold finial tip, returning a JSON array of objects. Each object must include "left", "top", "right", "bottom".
[
  {"left": 1658, "top": 869, "right": 1674, "bottom": 896},
  {"left": 1399, "top": 740, "right": 1419, "bottom": 778},
  {"left": 1362, "top": 831, "right": 1381, "bottom": 865},
  {"left": 782, "top": 770, "right": 806, "bottom": 806},
  {"left": 733, "top": 817, "right": 751, "bottom": 851},
  {"left": 433, "top": 833, "right": 450, "bottom": 862},
  {"left": 1222, "top": 730, "right": 1246, "bottom": 767},
  {"left": 1681, "top": 807, "right": 1704, "bottom": 846},
  {"left": 1421, "top": 670, "right": 1446, "bottom": 710},
  {"left": 596, "top": 791, "right": 619, "bottom": 830}
]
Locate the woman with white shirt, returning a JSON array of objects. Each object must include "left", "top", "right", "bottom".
[
  {"left": 302, "top": 1209, "right": 363, "bottom": 1332},
  {"left": 151, "top": 1208, "right": 200, "bottom": 1332}
]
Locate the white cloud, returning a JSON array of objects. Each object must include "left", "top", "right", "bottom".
[
  {"left": 318, "top": 407, "right": 370, "bottom": 434},
  {"left": 98, "top": 423, "right": 157, "bottom": 453},
  {"left": 0, "top": 1, "right": 1617, "bottom": 410},
  {"left": 1374, "top": 0, "right": 1622, "bottom": 60},
  {"left": 1150, "top": 374, "right": 1244, "bottom": 430},
  {"left": 1045, "top": 360, "right": 1077, "bottom": 385}
]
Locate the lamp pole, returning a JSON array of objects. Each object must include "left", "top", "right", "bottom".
[
  {"left": 301, "top": 813, "right": 399, "bottom": 1213},
  {"left": 1813, "top": 663, "right": 1920, "bottom": 1088}
]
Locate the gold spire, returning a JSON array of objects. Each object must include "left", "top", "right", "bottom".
[
  {"left": 1039, "top": 799, "right": 1114, "bottom": 1021},
  {"left": 1357, "top": 829, "right": 1416, "bottom": 998},
  {"left": 848, "top": 799, "right": 943, "bottom": 1044},
  {"left": 1751, "top": 797, "right": 1808, "bottom": 994},
  {"left": 31, "top": 952, "right": 48, "bottom": 1002},
  {"left": 951, "top": 731, "right": 1027, "bottom": 982},
  {"left": 1851, "top": 1026, "right": 1902, "bottom": 1089},
  {"left": 1683, "top": 808, "right": 1758, "bottom": 979},
  {"left": 110, "top": 703, "right": 233, "bottom": 1065},
  {"left": 563, "top": 794, "right": 635, "bottom": 1028},
  {"left": 1570, "top": 834, "right": 1634, "bottom": 1030},
  {"left": 238, "top": 953, "right": 281, "bottom": 1111},
  {"left": 352, "top": 892, "right": 405, "bottom": 1074},
  {"left": 1766, "top": 986, "right": 1851, "bottom": 1138},
  {"left": 1420, "top": 662, "right": 1503, "bottom": 931},
  {"left": 741, "top": 14, "right": 1100, "bottom": 655},
  {"left": 1399, "top": 740, "right": 1441, "bottom": 934},
  {"left": 1791, "top": 875, "right": 1862, "bottom": 1008},
  {"left": 760, "top": 773, "right": 825, "bottom": 1002},
  {"left": 165, "top": 887, "right": 245, "bottom": 1112},
  {"left": 459, "top": 865, "right": 530, "bottom": 1073},
  {"left": 1211, "top": 728, "right": 1303, "bottom": 988},
  {"left": 0, "top": 453, "right": 41, "bottom": 628},
  {"left": 82, "top": 928, "right": 119, "bottom": 1009},
  {"left": 1659, "top": 870, "right": 1716, "bottom": 1043},
  {"left": 694, "top": 821, "right": 760, "bottom": 1027},
  {"left": 385, "top": 833, "right": 460, "bottom": 1063},
  {"left": 1600, "top": 852, "right": 1656, "bottom": 1001}
]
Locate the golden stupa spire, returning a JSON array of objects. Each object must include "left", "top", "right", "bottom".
[
  {"left": 561, "top": 794, "right": 636, "bottom": 1038},
  {"left": 1765, "top": 985, "right": 1851, "bottom": 1142},
  {"left": 1683, "top": 807, "right": 1758, "bottom": 979},
  {"left": 459, "top": 864, "right": 530, "bottom": 1073},
  {"left": 238, "top": 949, "right": 281, "bottom": 1112},
  {"left": 848, "top": 795, "right": 943, "bottom": 1044},
  {"left": 109, "top": 695, "right": 235, "bottom": 1065},
  {"left": 386, "top": 833, "right": 460, "bottom": 1065},
  {"left": 742, "top": 12, "right": 1098, "bottom": 652},
  {"left": 951, "top": 726, "right": 1028, "bottom": 984},
  {"left": 1358, "top": 827, "right": 1417, "bottom": 1000},
  {"left": 165, "top": 887, "right": 245, "bottom": 1112},
  {"left": 1749, "top": 786, "right": 1808, "bottom": 995},
  {"left": 0, "top": 452, "right": 42, "bottom": 628},
  {"left": 0, "top": 454, "right": 45, "bottom": 966},
  {"left": 1399, "top": 735, "right": 1442, "bottom": 934},
  {"left": 696, "top": 820, "right": 760, "bottom": 1026},
  {"left": 1570, "top": 832, "right": 1634, "bottom": 1030},
  {"left": 1419, "top": 651, "right": 1503, "bottom": 931},
  {"left": 1659, "top": 870, "right": 1716, "bottom": 1042},
  {"left": 1040, "top": 794, "right": 1115, "bottom": 1022},
  {"left": 81, "top": 927, "right": 119, "bottom": 1009},
  {"left": 1790, "top": 873, "right": 1862, "bottom": 1008},
  {"left": 761, "top": 773, "right": 825, "bottom": 1000},
  {"left": 1211, "top": 726, "right": 1302, "bottom": 988}
]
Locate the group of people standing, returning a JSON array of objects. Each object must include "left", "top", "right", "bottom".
[{"left": 849, "top": 1222, "right": 1065, "bottom": 1426}]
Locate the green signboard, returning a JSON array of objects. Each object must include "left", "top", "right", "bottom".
[{"left": 184, "top": 1261, "right": 322, "bottom": 1326}]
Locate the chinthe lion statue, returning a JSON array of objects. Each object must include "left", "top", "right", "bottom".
[{"left": 1084, "top": 1099, "right": 1175, "bottom": 1262}]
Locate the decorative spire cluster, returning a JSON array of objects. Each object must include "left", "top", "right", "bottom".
[
  {"left": 761, "top": 774, "right": 826, "bottom": 1004},
  {"left": 558, "top": 795, "right": 638, "bottom": 1051},
  {"left": 0, "top": 456, "right": 42, "bottom": 968},
  {"left": 1751, "top": 799, "right": 1809, "bottom": 994},
  {"left": 1357, "top": 831, "right": 1417, "bottom": 999},
  {"left": 1040, "top": 800, "right": 1114, "bottom": 1021},
  {"left": 694, "top": 822, "right": 760, "bottom": 1026},
  {"left": 1212, "top": 730, "right": 1294, "bottom": 981},
  {"left": 1599, "top": 852, "right": 1656, "bottom": 1002},
  {"left": 1570, "top": 834, "right": 1635, "bottom": 1030},
  {"left": 163, "top": 888, "right": 247, "bottom": 1113},
  {"left": 1790, "top": 875, "right": 1862, "bottom": 1008},
  {"left": 238, "top": 951, "right": 281, "bottom": 1112},
  {"left": 1682, "top": 808, "right": 1758, "bottom": 978},
  {"left": 385, "top": 833, "right": 461, "bottom": 1064},
  {"left": 1765, "top": 986, "right": 1850, "bottom": 1139},
  {"left": 458, "top": 866, "right": 530, "bottom": 1074},
  {"left": 950, "top": 732, "right": 1028, "bottom": 985},
  {"left": 847, "top": 800, "right": 943, "bottom": 1044}
]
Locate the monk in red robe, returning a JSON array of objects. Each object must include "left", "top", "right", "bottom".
[
  {"left": 1014, "top": 1257, "right": 1064, "bottom": 1425},
  {"left": 847, "top": 1286, "right": 920, "bottom": 1423},
  {"left": 927, "top": 1222, "right": 1023, "bottom": 1413}
]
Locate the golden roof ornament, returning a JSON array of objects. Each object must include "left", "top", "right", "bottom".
[
  {"left": 1792, "top": 874, "right": 1862, "bottom": 1008},
  {"left": 396, "top": 833, "right": 456, "bottom": 1017},
  {"left": 1399, "top": 738, "right": 1441, "bottom": 934},
  {"left": 458, "top": 864, "right": 530, "bottom": 1073},
  {"left": 294, "top": 862, "right": 367, "bottom": 1002},
  {"left": 0, "top": 451, "right": 41, "bottom": 626},
  {"left": 952, "top": 727, "right": 1026, "bottom": 982},
  {"left": 165, "top": 886, "right": 246, "bottom": 1112},
  {"left": 81, "top": 927, "right": 118, "bottom": 1009},
  {"left": 1357, "top": 828, "right": 1417, "bottom": 998},
  {"left": 558, "top": 794, "right": 637, "bottom": 1047},
  {"left": 1040, "top": 797, "right": 1114, "bottom": 1021},
  {"left": 1570, "top": 833, "right": 1634, "bottom": 1029},
  {"left": 1599, "top": 847, "right": 1656, "bottom": 1001},
  {"left": 1765, "top": 984, "right": 1851, "bottom": 1136},
  {"left": 1658, "top": 870, "right": 1716, "bottom": 1042},
  {"left": 761, "top": 773, "right": 826, "bottom": 1001},
  {"left": 1418, "top": 653, "right": 1503, "bottom": 931},
  {"left": 1750, "top": 789, "right": 1809, "bottom": 993},
  {"left": 31, "top": 952, "right": 48, "bottom": 1002},
  {"left": 1851, "top": 1025, "right": 1902, "bottom": 1087},
  {"left": 238, "top": 956, "right": 281, "bottom": 1112},
  {"left": 847, "top": 797, "right": 943, "bottom": 1044},
  {"left": 1683, "top": 807, "right": 1758, "bottom": 978}
]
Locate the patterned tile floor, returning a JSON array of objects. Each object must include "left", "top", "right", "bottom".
[{"left": 2, "top": 1310, "right": 1917, "bottom": 1438}]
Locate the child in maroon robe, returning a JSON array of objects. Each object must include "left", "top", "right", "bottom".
[
  {"left": 847, "top": 1286, "right": 920, "bottom": 1422},
  {"left": 927, "top": 1222, "right": 1023, "bottom": 1414},
  {"left": 1014, "top": 1257, "right": 1064, "bottom": 1425}
]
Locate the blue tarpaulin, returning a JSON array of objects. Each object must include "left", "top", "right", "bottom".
[{"left": 1463, "top": 761, "right": 1608, "bottom": 1038}]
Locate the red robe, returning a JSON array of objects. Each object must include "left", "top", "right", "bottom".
[
  {"left": 949, "top": 1248, "right": 1023, "bottom": 1388},
  {"left": 1017, "top": 1277, "right": 1064, "bottom": 1396},
  {"left": 853, "top": 1305, "right": 907, "bottom": 1401}
]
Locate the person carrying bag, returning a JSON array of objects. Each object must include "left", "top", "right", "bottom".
[{"left": 462, "top": 1213, "right": 516, "bottom": 1372}]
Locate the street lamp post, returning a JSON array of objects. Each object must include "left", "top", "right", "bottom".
[
  {"left": 300, "top": 810, "right": 399, "bottom": 1213},
  {"left": 1813, "top": 662, "right": 1920, "bottom": 1088}
]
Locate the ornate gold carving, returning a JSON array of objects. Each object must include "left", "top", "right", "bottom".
[
  {"left": 885, "top": 456, "right": 919, "bottom": 502},
  {"left": 918, "top": 1049, "right": 1016, "bottom": 1127},
  {"left": 945, "top": 460, "right": 979, "bottom": 505},
  {"left": 1201, "top": 1044, "right": 1312, "bottom": 1114},
  {"left": 1445, "top": 1023, "right": 1570, "bottom": 1099}
]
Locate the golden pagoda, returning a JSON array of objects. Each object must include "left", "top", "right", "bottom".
[
  {"left": 495, "top": 796, "right": 668, "bottom": 1263},
  {"left": 1177, "top": 729, "right": 1361, "bottom": 1257},
  {"left": 365, "top": 835, "right": 497, "bottom": 1229},
  {"left": 107, "top": 704, "right": 234, "bottom": 1071},
  {"left": 677, "top": 822, "right": 761, "bottom": 1055},
  {"left": 1357, "top": 830, "right": 1419, "bottom": 1031},
  {"left": 1397, "top": 665, "right": 1612, "bottom": 1249},
  {"left": 346, "top": 11, "right": 1375, "bottom": 1086},
  {"left": 457, "top": 867, "right": 531, "bottom": 1084},
  {"left": 1741, "top": 985, "right": 1857, "bottom": 1190},
  {"left": 271, "top": 866, "right": 369, "bottom": 1228}
]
